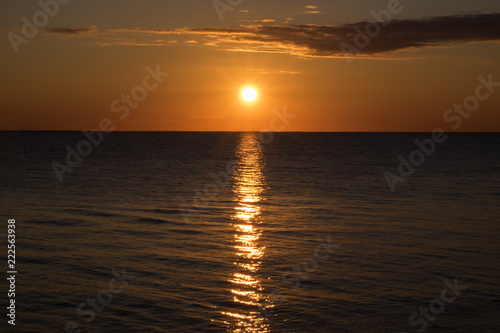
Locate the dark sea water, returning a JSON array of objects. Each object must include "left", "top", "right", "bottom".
[{"left": 0, "top": 132, "right": 499, "bottom": 333}]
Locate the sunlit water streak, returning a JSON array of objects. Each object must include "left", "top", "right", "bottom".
[{"left": 223, "top": 133, "right": 270, "bottom": 332}]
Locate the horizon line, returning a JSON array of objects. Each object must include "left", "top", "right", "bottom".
[{"left": 0, "top": 130, "right": 499, "bottom": 134}]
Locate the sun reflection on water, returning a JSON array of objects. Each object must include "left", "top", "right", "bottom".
[{"left": 222, "top": 133, "right": 271, "bottom": 332}]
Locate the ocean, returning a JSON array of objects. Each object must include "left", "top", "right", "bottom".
[{"left": 0, "top": 132, "right": 499, "bottom": 332}]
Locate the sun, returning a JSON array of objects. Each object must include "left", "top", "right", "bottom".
[{"left": 242, "top": 87, "right": 258, "bottom": 102}]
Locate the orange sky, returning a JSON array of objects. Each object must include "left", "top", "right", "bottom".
[{"left": 1, "top": 1, "right": 499, "bottom": 131}]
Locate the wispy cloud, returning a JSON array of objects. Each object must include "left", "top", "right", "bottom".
[
  {"left": 1, "top": 25, "right": 98, "bottom": 36},
  {"left": 239, "top": 19, "right": 276, "bottom": 23},
  {"left": 305, "top": 5, "right": 321, "bottom": 14},
  {"left": 42, "top": 26, "right": 97, "bottom": 35}
]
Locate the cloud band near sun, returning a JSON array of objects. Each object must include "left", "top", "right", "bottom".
[
  {"left": 9, "top": 13, "right": 499, "bottom": 59},
  {"left": 173, "top": 12, "right": 500, "bottom": 58}
]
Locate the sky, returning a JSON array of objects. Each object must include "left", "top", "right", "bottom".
[{"left": 1, "top": 0, "right": 499, "bottom": 131}]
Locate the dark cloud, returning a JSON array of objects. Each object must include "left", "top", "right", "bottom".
[{"left": 175, "top": 12, "right": 500, "bottom": 58}]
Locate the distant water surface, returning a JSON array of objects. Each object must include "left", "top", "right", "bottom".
[{"left": 0, "top": 132, "right": 499, "bottom": 332}]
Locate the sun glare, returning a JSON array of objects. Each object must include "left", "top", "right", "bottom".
[{"left": 242, "top": 87, "right": 257, "bottom": 102}]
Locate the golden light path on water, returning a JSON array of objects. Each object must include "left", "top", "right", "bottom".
[{"left": 222, "top": 133, "right": 271, "bottom": 332}]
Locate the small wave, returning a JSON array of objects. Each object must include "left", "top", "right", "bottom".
[
  {"left": 150, "top": 208, "right": 181, "bottom": 214},
  {"left": 169, "top": 228, "right": 203, "bottom": 235},
  {"left": 132, "top": 217, "right": 175, "bottom": 225},
  {"left": 89, "top": 211, "right": 117, "bottom": 217},
  {"left": 23, "top": 218, "right": 89, "bottom": 226}
]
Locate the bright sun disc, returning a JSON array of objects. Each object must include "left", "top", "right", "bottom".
[{"left": 242, "top": 88, "right": 257, "bottom": 102}]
